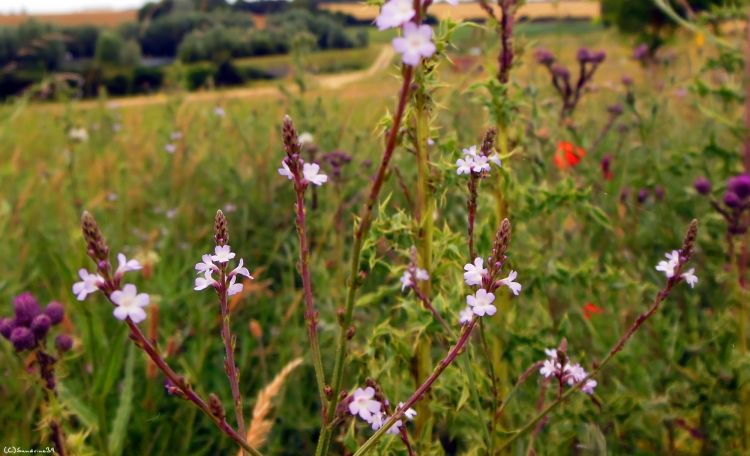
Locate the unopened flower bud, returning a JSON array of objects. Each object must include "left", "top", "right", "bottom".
[
  {"left": 55, "top": 334, "right": 73, "bottom": 353},
  {"left": 324, "top": 385, "right": 333, "bottom": 399},
  {"left": 10, "top": 327, "right": 35, "bottom": 351},
  {"left": 45, "top": 301, "right": 65, "bottom": 325},
  {"left": 724, "top": 191, "right": 741, "bottom": 208},
  {"left": 637, "top": 188, "right": 649, "bottom": 204},
  {"left": 31, "top": 314, "right": 51, "bottom": 338},
  {"left": 693, "top": 177, "right": 711, "bottom": 195},
  {"left": 214, "top": 210, "right": 229, "bottom": 246},
  {"left": 346, "top": 325, "right": 356, "bottom": 340},
  {"left": 0, "top": 318, "right": 16, "bottom": 339},
  {"left": 208, "top": 393, "right": 225, "bottom": 420},
  {"left": 81, "top": 211, "right": 110, "bottom": 262},
  {"left": 14, "top": 292, "right": 41, "bottom": 326}
]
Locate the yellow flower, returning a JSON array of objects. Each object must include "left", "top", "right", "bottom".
[{"left": 695, "top": 33, "right": 705, "bottom": 48}]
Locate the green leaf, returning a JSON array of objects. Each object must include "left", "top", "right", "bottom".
[
  {"left": 108, "top": 343, "right": 135, "bottom": 456},
  {"left": 58, "top": 382, "right": 99, "bottom": 431},
  {"left": 93, "top": 327, "right": 127, "bottom": 398}
]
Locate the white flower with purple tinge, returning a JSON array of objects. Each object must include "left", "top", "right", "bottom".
[
  {"left": 387, "top": 419, "right": 403, "bottom": 435},
  {"left": 194, "top": 271, "right": 218, "bottom": 291},
  {"left": 467, "top": 289, "right": 496, "bottom": 317},
  {"left": 369, "top": 411, "right": 384, "bottom": 430},
  {"left": 398, "top": 402, "right": 417, "bottom": 421},
  {"left": 72, "top": 269, "right": 104, "bottom": 301},
  {"left": 211, "top": 245, "right": 236, "bottom": 264},
  {"left": 214, "top": 106, "right": 226, "bottom": 117},
  {"left": 489, "top": 153, "right": 502, "bottom": 167},
  {"left": 655, "top": 250, "right": 680, "bottom": 278},
  {"left": 565, "top": 363, "right": 587, "bottom": 385},
  {"left": 681, "top": 268, "right": 698, "bottom": 288},
  {"left": 116, "top": 253, "right": 142, "bottom": 276},
  {"left": 459, "top": 306, "right": 474, "bottom": 325},
  {"left": 376, "top": 0, "right": 415, "bottom": 30},
  {"left": 539, "top": 358, "right": 562, "bottom": 378},
  {"left": 227, "top": 275, "right": 243, "bottom": 296},
  {"left": 111, "top": 284, "right": 149, "bottom": 323},
  {"left": 456, "top": 156, "right": 475, "bottom": 175},
  {"left": 165, "top": 143, "right": 176, "bottom": 154},
  {"left": 471, "top": 155, "right": 490, "bottom": 173},
  {"left": 278, "top": 160, "right": 294, "bottom": 180},
  {"left": 463, "top": 145, "right": 478, "bottom": 157},
  {"left": 463, "top": 257, "right": 487, "bottom": 286},
  {"left": 400, "top": 268, "right": 429, "bottom": 291},
  {"left": 498, "top": 270, "right": 522, "bottom": 296},
  {"left": 581, "top": 379, "right": 597, "bottom": 395},
  {"left": 392, "top": 23, "right": 436, "bottom": 67},
  {"left": 348, "top": 387, "right": 382, "bottom": 421},
  {"left": 230, "top": 258, "right": 253, "bottom": 280},
  {"left": 69, "top": 127, "right": 88, "bottom": 142},
  {"left": 302, "top": 163, "right": 328, "bottom": 186},
  {"left": 195, "top": 254, "right": 217, "bottom": 274}
]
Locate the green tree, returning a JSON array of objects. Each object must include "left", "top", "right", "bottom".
[{"left": 94, "top": 30, "right": 124, "bottom": 65}]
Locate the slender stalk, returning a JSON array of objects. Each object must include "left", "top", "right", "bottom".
[
  {"left": 744, "top": 8, "right": 750, "bottom": 173},
  {"left": 353, "top": 320, "right": 478, "bottom": 456},
  {"left": 315, "top": 65, "right": 415, "bottom": 456},
  {"left": 218, "top": 267, "right": 246, "bottom": 451},
  {"left": 498, "top": 236, "right": 696, "bottom": 450},
  {"left": 294, "top": 188, "right": 328, "bottom": 407},
  {"left": 125, "top": 319, "right": 262, "bottom": 456},
  {"left": 467, "top": 175, "right": 479, "bottom": 259},
  {"left": 50, "top": 420, "right": 67, "bottom": 456},
  {"left": 412, "top": 285, "right": 450, "bottom": 333}
]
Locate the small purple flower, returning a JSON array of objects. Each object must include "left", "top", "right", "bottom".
[
  {"left": 633, "top": 43, "right": 649, "bottom": 61},
  {"left": 0, "top": 317, "right": 15, "bottom": 339},
  {"left": 534, "top": 48, "right": 555, "bottom": 66},
  {"left": 620, "top": 187, "right": 631, "bottom": 204},
  {"left": 607, "top": 104, "right": 623, "bottom": 116},
  {"left": 576, "top": 47, "right": 591, "bottom": 63},
  {"left": 10, "top": 326, "right": 35, "bottom": 351},
  {"left": 622, "top": 76, "right": 634, "bottom": 87},
  {"left": 590, "top": 50, "right": 606, "bottom": 64},
  {"left": 13, "top": 292, "right": 41, "bottom": 326},
  {"left": 724, "top": 191, "right": 741, "bottom": 208},
  {"left": 637, "top": 188, "right": 649, "bottom": 204},
  {"left": 551, "top": 64, "right": 570, "bottom": 79},
  {"left": 654, "top": 186, "right": 665, "bottom": 201},
  {"left": 55, "top": 334, "right": 73, "bottom": 353},
  {"left": 31, "top": 314, "right": 51, "bottom": 338},
  {"left": 694, "top": 177, "right": 711, "bottom": 195},
  {"left": 44, "top": 301, "right": 65, "bottom": 325},
  {"left": 727, "top": 174, "right": 750, "bottom": 199}
]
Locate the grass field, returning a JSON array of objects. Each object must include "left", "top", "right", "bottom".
[{"left": 1, "top": 9, "right": 750, "bottom": 456}]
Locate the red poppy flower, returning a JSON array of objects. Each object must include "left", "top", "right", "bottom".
[
  {"left": 583, "top": 302, "right": 604, "bottom": 319},
  {"left": 554, "top": 141, "right": 586, "bottom": 169}
]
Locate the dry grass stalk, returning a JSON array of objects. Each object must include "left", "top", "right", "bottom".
[{"left": 239, "top": 357, "right": 303, "bottom": 453}]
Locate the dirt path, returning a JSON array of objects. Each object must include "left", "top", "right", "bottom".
[{"left": 77, "top": 46, "right": 395, "bottom": 110}]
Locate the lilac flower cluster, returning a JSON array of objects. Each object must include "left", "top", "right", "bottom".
[
  {"left": 0, "top": 292, "right": 71, "bottom": 353},
  {"left": 694, "top": 174, "right": 750, "bottom": 235},
  {"left": 656, "top": 250, "right": 698, "bottom": 288},
  {"left": 539, "top": 347, "right": 597, "bottom": 395},
  {"left": 459, "top": 224, "right": 521, "bottom": 324},
  {"left": 375, "top": 0, "right": 438, "bottom": 66},
  {"left": 194, "top": 246, "right": 253, "bottom": 296},
  {"left": 535, "top": 47, "right": 606, "bottom": 119},
  {"left": 455, "top": 145, "right": 502, "bottom": 176},
  {"left": 346, "top": 386, "right": 417, "bottom": 436},
  {"left": 73, "top": 252, "right": 149, "bottom": 323}
]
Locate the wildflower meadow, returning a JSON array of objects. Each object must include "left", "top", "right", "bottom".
[{"left": 1, "top": 0, "right": 749, "bottom": 454}]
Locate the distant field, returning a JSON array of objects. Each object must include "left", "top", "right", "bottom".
[
  {"left": 321, "top": 1, "right": 600, "bottom": 22},
  {"left": 0, "top": 10, "right": 137, "bottom": 27},
  {"left": 0, "top": 2, "right": 600, "bottom": 28}
]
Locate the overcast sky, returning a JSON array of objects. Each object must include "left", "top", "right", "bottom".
[{"left": 0, "top": 0, "right": 149, "bottom": 14}]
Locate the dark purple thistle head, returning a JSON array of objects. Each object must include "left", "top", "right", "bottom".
[
  {"left": 607, "top": 104, "right": 624, "bottom": 116},
  {"left": 576, "top": 47, "right": 591, "bottom": 63},
  {"left": 13, "top": 292, "right": 41, "bottom": 326},
  {"left": 31, "top": 314, "right": 51, "bottom": 338},
  {"left": 55, "top": 334, "right": 73, "bottom": 353},
  {"left": 534, "top": 48, "right": 555, "bottom": 66},
  {"left": 0, "top": 317, "right": 15, "bottom": 339},
  {"left": 620, "top": 186, "right": 631, "bottom": 203},
  {"left": 551, "top": 64, "right": 570, "bottom": 79},
  {"left": 724, "top": 191, "right": 741, "bottom": 208},
  {"left": 590, "top": 50, "right": 606, "bottom": 64},
  {"left": 633, "top": 43, "right": 649, "bottom": 61},
  {"left": 622, "top": 76, "right": 634, "bottom": 87},
  {"left": 45, "top": 301, "right": 65, "bottom": 325},
  {"left": 694, "top": 177, "right": 712, "bottom": 195},
  {"left": 637, "top": 188, "right": 649, "bottom": 204},
  {"left": 10, "top": 326, "right": 35, "bottom": 352},
  {"left": 654, "top": 186, "right": 665, "bottom": 201},
  {"left": 727, "top": 174, "right": 750, "bottom": 200}
]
